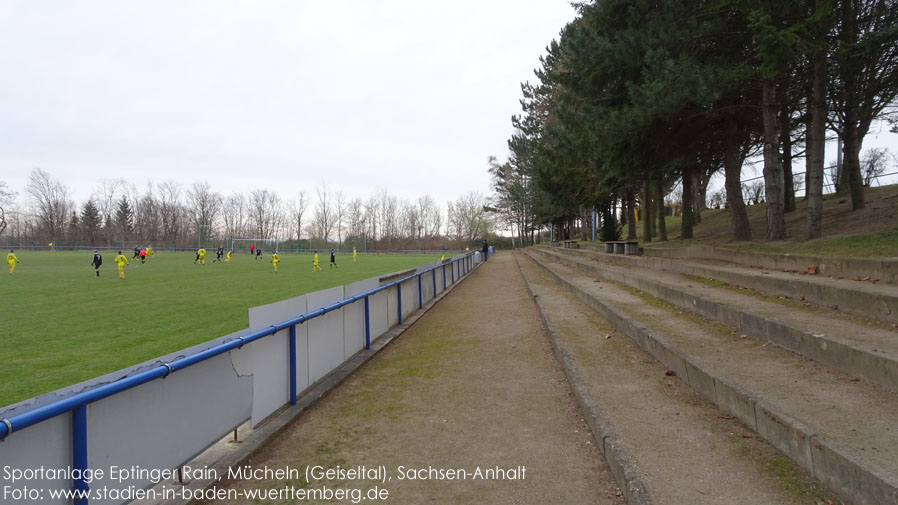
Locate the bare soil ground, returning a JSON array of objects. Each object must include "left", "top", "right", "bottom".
[
  {"left": 516, "top": 252, "right": 839, "bottom": 505},
  {"left": 201, "top": 253, "right": 624, "bottom": 505}
]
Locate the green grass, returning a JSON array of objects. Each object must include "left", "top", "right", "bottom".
[
  {"left": 731, "top": 228, "right": 898, "bottom": 258},
  {"left": 0, "top": 250, "right": 445, "bottom": 407}
]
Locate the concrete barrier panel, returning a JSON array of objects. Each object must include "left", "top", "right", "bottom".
[
  {"left": 387, "top": 284, "right": 399, "bottom": 329},
  {"left": 1, "top": 414, "right": 71, "bottom": 505},
  {"left": 401, "top": 278, "right": 417, "bottom": 319},
  {"left": 306, "top": 287, "right": 345, "bottom": 384},
  {"left": 88, "top": 353, "right": 252, "bottom": 504},
  {"left": 344, "top": 278, "right": 380, "bottom": 358},
  {"left": 242, "top": 295, "right": 310, "bottom": 426},
  {"left": 369, "top": 290, "right": 389, "bottom": 341}
]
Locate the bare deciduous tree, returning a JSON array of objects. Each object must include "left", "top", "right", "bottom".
[
  {"left": 186, "top": 181, "right": 222, "bottom": 239},
  {"left": 158, "top": 180, "right": 184, "bottom": 247},
  {"left": 221, "top": 193, "right": 249, "bottom": 240},
  {"left": 314, "top": 183, "right": 333, "bottom": 242},
  {"left": 289, "top": 190, "right": 309, "bottom": 244},
  {"left": 249, "top": 189, "right": 283, "bottom": 241},
  {"left": 26, "top": 167, "right": 72, "bottom": 242}
]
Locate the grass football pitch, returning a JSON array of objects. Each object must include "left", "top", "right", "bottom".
[{"left": 0, "top": 250, "right": 446, "bottom": 407}]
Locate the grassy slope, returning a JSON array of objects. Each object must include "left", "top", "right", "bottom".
[
  {"left": 637, "top": 184, "right": 898, "bottom": 258},
  {"left": 0, "top": 251, "right": 443, "bottom": 406}
]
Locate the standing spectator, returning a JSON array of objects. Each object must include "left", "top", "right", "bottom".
[{"left": 482, "top": 238, "right": 489, "bottom": 261}]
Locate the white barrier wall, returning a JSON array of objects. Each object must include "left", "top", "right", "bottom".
[
  {"left": 0, "top": 255, "right": 476, "bottom": 505},
  {"left": 306, "top": 286, "right": 345, "bottom": 385},
  {"left": 87, "top": 353, "right": 253, "bottom": 504}
]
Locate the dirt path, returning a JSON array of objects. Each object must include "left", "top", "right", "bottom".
[{"left": 202, "top": 253, "right": 623, "bottom": 505}]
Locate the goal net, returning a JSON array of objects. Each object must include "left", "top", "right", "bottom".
[{"left": 230, "top": 238, "right": 279, "bottom": 254}]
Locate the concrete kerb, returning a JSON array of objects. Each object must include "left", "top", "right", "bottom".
[
  {"left": 514, "top": 253, "right": 653, "bottom": 505},
  {"left": 523, "top": 248, "right": 898, "bottom": 505},
  {"left": 535, "top": 247, "right": 898, "bottom": 392},
  {"left": 132, "top": 260, "right": 483, "bottom": 505}
]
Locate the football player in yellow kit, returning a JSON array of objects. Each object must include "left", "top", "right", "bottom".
[
  {"left": 114, "top": 250, "right": 129, "bottom": 279},
  {"left": 271, "top": 250, "right": 280, "bottom": 272},
  {"left": 7, "top": 249, "right": 19, "bottom": 275}
]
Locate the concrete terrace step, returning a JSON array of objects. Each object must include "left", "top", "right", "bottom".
[
  {"left": 522, "top": 249, "right": 898, "bottom": 505},
  {"left": 539, "top": 247, "right": 898, "bottom": 392},
  {"left": 561, "top": 244, "right": 898, "bottom": 326},
  {"left": 644, "top": 244, "right": 898, "bottom": 285},
  {"left": 515, "top": 253, "right": 838, "bottom": 505}
]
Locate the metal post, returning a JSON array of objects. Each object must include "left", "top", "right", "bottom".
[
  {"left": 364, "top": 296, "right": 370, "bottom": 349},
  {"left": 442, "top": 265, "right": 446, "bottom": 290},
  {"left": 289, "top": 325, "right": 297, "bottom": 405},
  {"left": 397, "top": 283, "right": 403, "bottom": 325},
  {"left": 451, "top": 262, "right": 455, "bottom": 284},
  {"left": 418, "top": 274, "right": 423, "bottom": 309},
  {"left": 592, "top": 206, "right": 596, "bottom": 242},
  {"left": 73, "top": 404, "right": 88, "bottom": 505},
  {"left": 432, "top": 269, "right": 437, "bottom": 295}
]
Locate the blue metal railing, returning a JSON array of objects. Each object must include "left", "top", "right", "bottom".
[{"left": 0, "top": 252, "right": 477, "bottom": 505}]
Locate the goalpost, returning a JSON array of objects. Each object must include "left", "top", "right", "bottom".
[{"left": 231, "top": 238, "right": 279, "bottom": 254}]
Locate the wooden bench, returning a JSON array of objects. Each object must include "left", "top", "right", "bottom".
[
  {"left": 604, "top": 240, "right": 639, "bottom": 255},
  {"left": 563, "top": 240, "right": 580, "bottom": 249}
]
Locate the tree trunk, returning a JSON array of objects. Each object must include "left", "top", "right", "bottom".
[
  {"left": 580, "top": 206, "right": 589, "bottom": 241},
  {"left": 656, "top": 177, "right": 668, "bottom": 241},
  {"left": 626, "top": 190, "right": 637, "bottom": 240},
  {"left": 762, "top": 81, "right": 786, "bottom": 240},
  {"left": 806, "top": 24, "right": 826, "bottom": 239},
  {"left": 780, "top": 107, "right": 796, "bottom": 213},
  {"left": 842, "top": 120, "right": 865, "bottom": 210},
  {"left": 642, "top": 179, "right": 653, "bottom": 242},
  {"left": 693, "top": 168, "right": 702, "bottom": 224},
  {"left": 601, "top": 201, "right": 617, "bottom": 242},
  {"left": 681, "top": 166, "right": 695, "bottom": 239},
  {"left": 723, "top": 115, "right": 752, "bottom": 240},
  {"left": 619, "top": 194, "right": 628, "bottom": 227}
]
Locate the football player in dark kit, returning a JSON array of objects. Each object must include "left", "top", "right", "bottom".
[{"left": 91, "top": 250, "right": 102, "bottom": 277}]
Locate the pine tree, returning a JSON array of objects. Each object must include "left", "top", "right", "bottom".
[
  {"left": 116, "top": 196, "right": 134, "bottom": 241},
  {"left": 80, "top": 200, "right": 102, "bottom": 246}
]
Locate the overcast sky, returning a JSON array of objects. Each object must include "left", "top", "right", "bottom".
[
  {"left": 2, "top": 2, "right": 896, "bottom": 209},
  {"left": 0, "top": 1, "right": 577, "bottom": 205}
]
